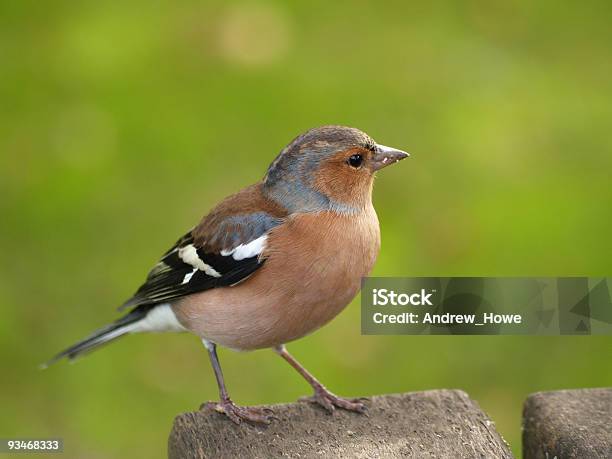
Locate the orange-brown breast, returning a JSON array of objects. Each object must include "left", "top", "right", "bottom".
[{"left": 173, "top": 206, "right": 380, "bottom": 350}]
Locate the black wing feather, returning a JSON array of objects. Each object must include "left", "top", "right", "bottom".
[{"left": 119, "top": 231, "right": 266, "bottom": 310}]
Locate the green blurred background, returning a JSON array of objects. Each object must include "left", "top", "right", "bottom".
[{"left": 1, "top": 1, "right": 611, "bottom": 457}]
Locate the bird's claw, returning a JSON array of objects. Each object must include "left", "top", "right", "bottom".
[
  {"left": 201, "top": 400, "right": 277, "bottom": 425},
  {"left": 301, "top": 386, "right": 368, "bottom": 414}
]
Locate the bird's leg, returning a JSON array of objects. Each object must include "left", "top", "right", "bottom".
[
  {"left": 274, "top": 345, "right": 367, "bottom": 414},
  {"left": 201, "top": 340, "right": 275, "bottom": 424}
]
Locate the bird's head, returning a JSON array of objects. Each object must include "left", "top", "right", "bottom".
[{"left": 263, "top": 125, "right": 409, "bottom": 214}]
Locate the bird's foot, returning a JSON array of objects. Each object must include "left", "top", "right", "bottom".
[
  {"left": 301, "top": 385, "right": 368, "bottom": 414},
  {"left": 201, "top": 399, "right": 276, "bottom": 425}
]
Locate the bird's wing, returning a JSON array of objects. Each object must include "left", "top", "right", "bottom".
[{"left": 120, "top": 185, "right": 287, "bottom": 310}]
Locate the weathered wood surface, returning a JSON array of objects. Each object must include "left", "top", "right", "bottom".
[
  {"left": 523, "top": 388, "right": 612, "bottom": 459},
  {"left": 168, "top": 390, "right": 513, "bottom": 458}
]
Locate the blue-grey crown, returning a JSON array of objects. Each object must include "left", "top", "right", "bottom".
[{"left": 262, "top": 126, "right": 374, "bottom": 214}]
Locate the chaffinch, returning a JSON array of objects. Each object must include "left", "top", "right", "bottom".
[{"left": 48, "top": 125, "right": 408, "bottom": 424}]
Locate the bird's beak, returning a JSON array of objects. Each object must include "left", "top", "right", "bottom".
[{"left": 371, "top": 144, "right": 410, "bottom": 171}]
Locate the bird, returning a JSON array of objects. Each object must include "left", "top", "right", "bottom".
[{"left": 47, "top": 125, "right": 409, "bottom": 424}]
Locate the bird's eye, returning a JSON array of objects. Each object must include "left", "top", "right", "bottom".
[{"left": 347, "top": 154, "right": 364, "bottom": 168}]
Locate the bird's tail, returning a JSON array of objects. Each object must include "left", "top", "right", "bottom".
[{"left": 42, "top": 306, "right": 154, "bottom": 368}]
